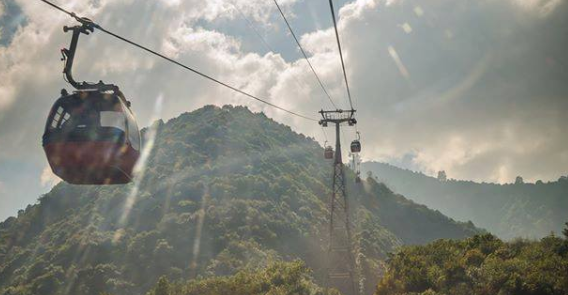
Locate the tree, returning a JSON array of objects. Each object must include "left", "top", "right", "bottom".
[
  {"left": 153, "top": 277, "right": 170, "bottom": 295},
  {"left": 375, "top": 234, "right": 568, "bottom": 295},
  {"left": 515, "top": 176, "right": 524, "bottom": 184},
  {"left": 437, "top": 171, "right": 447, "bottom": 182},
  {"left": 563, "top": 222, "right": 568, "bottom": 240}
]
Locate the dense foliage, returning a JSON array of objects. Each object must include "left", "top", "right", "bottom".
[
  {"left": 362, "top": 162, "right": 568, "bottom": 239},
  {"left": 0, "top": 106, "right": 479, "bottom": 295},
  {"left": 145, "top": 260, "right": 331, "bottom": 295},
  {"left": 375, "top": 231, "right": 568, "bottom": 295}
]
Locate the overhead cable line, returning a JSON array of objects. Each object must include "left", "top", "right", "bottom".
[
  {"left": 230, "top": 3, "right": 321, "bottom": 106},
  {"left": 230, "top": 2, "right": 332, "bottom": 143},
  {"left": 39, "top": 0, "right": 317, "bottom": 122},
  {"left": 327, "top": 0, "right": 354, "bottom": 110},
  {"left": 321, "top": 126, "right": 329, "bottom": 142},
  {"left": 230, "top": 3, "right": 277, "bottom": 55},
  {"left": 272, "top": 0, "right": 338, "bottom": 110}
]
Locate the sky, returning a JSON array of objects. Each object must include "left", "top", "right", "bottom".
[{"left": 0, "top": 0, "right": 567, "bottom": 220}]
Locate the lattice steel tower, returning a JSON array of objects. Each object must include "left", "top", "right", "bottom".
[{"left": 319, "top": 109, "right": 358, "bottom": 295}]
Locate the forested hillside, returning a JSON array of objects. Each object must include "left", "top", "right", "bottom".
[
  {"left": 375, "top": 227, "right": 568, "bottom": 295},
  {"left": 362, "top": 162, "right": 568, "bottom": 239},
  {"left": 145, "top": 260, "right": 327, "bottom": 295},
  {"left": 0, "top": 106, "right": 479, "bottom": 295}
]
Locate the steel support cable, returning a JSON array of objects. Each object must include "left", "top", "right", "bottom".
[
  {"left": 327, "top": 0, "right": 354, "bottom": 110},
  {"left": 230, "top": 3, "right": 277, "bottom": 55},
  {"left": 230, "top": 3, "right": 326, "bottom": 108},
  {"left": 39, "top": 0, "right": 317, "bottom": 122},
  {"left": 272, "top": 0, "right": 338, "bottom": 110},
  {"left": 321, "top": 126, "right": 329, "bottom": 142},
  {"left": 230, "top": 2, "right": 331, "bottom": 142}
]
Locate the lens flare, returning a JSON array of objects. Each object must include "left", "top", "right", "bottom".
[
  {"left": 114, "top": 95, "right": 163, "bottom": 240},
  {"left": 189, "top": 184, "right": 210, "bottom": 278},
  {"left": 388, "top": 46, "right": 410, "bottom": 79}
]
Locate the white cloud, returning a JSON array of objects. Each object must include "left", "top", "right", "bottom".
[
  {"left": 0, "top": 0, "right": 566, "bottom": 220},
  {"left": 512, "top": 0, "right": 563, "bottom": 16},
  {"left": 40, "top": 165, "right": 60, "bottom": 188},
  {"left": 296, "top": 0, "right": 568, "bottom": 183},
  {"left": 0, "top": 0, "right": 311, "bottom": 155},
  {"left": 0, "top": 82, "right": 14, "bottom": 112}
]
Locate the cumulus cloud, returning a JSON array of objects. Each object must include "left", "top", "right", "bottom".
[
  {"left": 0, "top": 0, "right": 567, "bottom": 220},
  {"left": 0, "top": 0, "right": 323, "bottom": 220},
  {"left": 0, "top": 0, "right": 313, "bottom": 158},
  {"left": 310, "top": 0, "right": 568, "bottom": 183},
  {"left": 40, "top": 165, "right": 60, "bottom": 188},
  {"left": 512, "top": 0, "right": 563, "bottom": 16}
]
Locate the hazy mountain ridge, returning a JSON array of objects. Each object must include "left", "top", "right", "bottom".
[
  {"left": 362, "top": 162, "right": 568, "bottom": 240},
  {"left": 0, "top": 106, "right": 480, "bottom": 295}
]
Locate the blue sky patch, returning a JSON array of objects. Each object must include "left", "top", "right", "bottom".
[{"left": 0, "top": 0, "right": 27, "bottom": 46}]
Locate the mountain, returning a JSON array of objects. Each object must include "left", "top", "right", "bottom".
[
  {"left": 375, "top": 231, "right": 568, "bottom": 295},
  {"left": 0, "top": 105, "right": 480, "bottom": 295},
  {"left": 361, "top": 162, "right": 568, "bottom": 240}
]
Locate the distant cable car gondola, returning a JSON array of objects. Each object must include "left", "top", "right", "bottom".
[
  {"left": 324, "top": 142, "right": 334, "bottom": 160},
  {"left": 42, "top": 19, "right": 140, "bottom": 185},
  {"left": 350, "top": 132, "right": 361, "bottom": 153}
]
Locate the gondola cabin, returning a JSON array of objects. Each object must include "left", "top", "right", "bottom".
[
  {"left": 350, "top": 140, "right": 361, "bottom": 153},
  {"left": 42, "top": 89, "right": 140, "bottom": 184},
  {"left": 324, "top": 146, "right": 334, "bottom": 159}
]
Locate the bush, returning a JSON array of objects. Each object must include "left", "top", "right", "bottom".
[{"left": 375, "top": 234, "right": 568, "bottom": 295}]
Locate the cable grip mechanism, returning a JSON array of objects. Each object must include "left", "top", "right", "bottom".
[{"left": 61, "top": 18, "right": 116, "bottom": 92}]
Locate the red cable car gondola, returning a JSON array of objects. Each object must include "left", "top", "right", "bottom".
[{"left": 42, "top": 19, "right": 140, "bottom": 185}]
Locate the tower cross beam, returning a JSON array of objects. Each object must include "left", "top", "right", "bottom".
[{"left": 318, "top": 109, "right": 357, "bottom": 126}]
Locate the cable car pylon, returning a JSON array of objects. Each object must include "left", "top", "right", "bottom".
[{"left": 319, "top": 109, "right": 358, "bottom": 295}]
